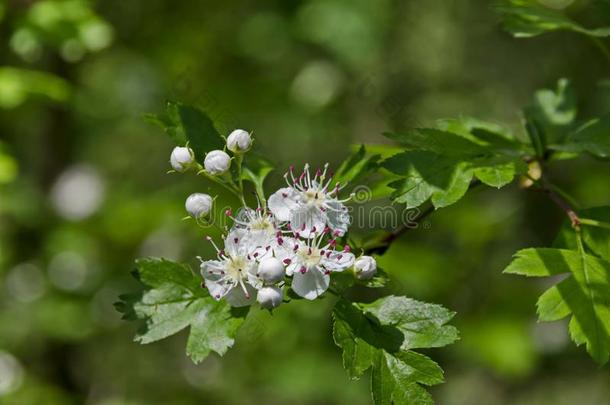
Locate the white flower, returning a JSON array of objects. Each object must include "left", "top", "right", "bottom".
[
  {"left": 204, "top": 150, "right": 231, "bottom": 175},
  {"left": 185, "top": 193, "right": 213, "bottom": 218},
  {"left": 257, "top": 257, "right": 285, "bottom": 284},
  {"left": 230, "top": 207, "right": 278, "bottom": 249},
  {"left": 257, "top": 285, "right": 283, "bottom": 309},
  {"left": 268, "top": 164, "right": 351, "bottom": 237},
  {"left": 353, "top": 255, "right": 377, "bottom": 280},
  {"left": 226, "top": 129, "right": 252, "bottom": 153},
  {"left": 200, "top": 230, "right": 261, "bottom": 307},
  {"left": 278, "top": 231, "right": 354, "bottom": 300},
  {"left": 170, "top": 146, "right": 194, "bottom": 172}
]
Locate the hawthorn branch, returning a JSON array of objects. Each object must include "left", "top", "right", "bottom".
[
  {"left": 537, "top": 176, "right": 581, "bottom": 229},
  {"left": 364, "top": 180, "right": 481, "bottom": 255},
  {"left": 364, "top": 204, "right": 435, "bottom": 256}
]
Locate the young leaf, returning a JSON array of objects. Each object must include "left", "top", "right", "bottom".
[
  {"left": 496, "top": 0, "right": 610, "bottom": 38},
  {"left": 147, "top": 102, "right": 225, "bottom": 162},
  {"left": 116, "top": 258, "right": 248, "bottom": 364},
  {"left": 552, "top": 115, "right": 610, "bottom": 158},
  {"left": 503, "top": 248, "right": 610, "bottom": 365},
  {"left": 241, "top": 153, "right": 274, "bottom": 203},
  {"left": 524, "top": 79, "right": 578, "bottom": 147},
  {"left": 334, "top": 145, "right": 381, "bottom": 186},
  {"left": 332, "top": 297, "right": 457, "bottom": 404}
]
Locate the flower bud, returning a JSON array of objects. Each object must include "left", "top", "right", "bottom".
[
  {"left": 353, "top": 255, "right": 377, "bottom": 280},
  {"left": 257, "top": 257, "right": 285, "bottom": 284},
  {"left": 257, "top": 286, "right": 283, "bottom": 309},
  {"left": 170, "top": 146, "right": 194, "bottom": 172},
  {"left": 204, "top": 150, "right": 231, "bottom": 175},
  {"left": 226, "top": 129, "right": 252, "bottom": 153},
  {"left": 185, "top": 193, "right": 213, "bottom": 218}
]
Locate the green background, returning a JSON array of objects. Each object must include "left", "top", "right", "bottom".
[{"left": 1, "top": 0, "right": 609, "bottom": 404}]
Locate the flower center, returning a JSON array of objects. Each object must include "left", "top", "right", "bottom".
[
  {"left": 303, "top": 188, "right": 326, "bottom": 206},
  {"left": 251, "top": 217, "right": 274, "bottom": 233},
  {"left": 226, "top": 256, "right": 248, "bottom": 280},
  {"left": 298, "top": 247, "right": 322, "bottom": 267}
]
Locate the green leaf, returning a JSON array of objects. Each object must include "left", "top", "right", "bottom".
[
  {"left": 383, "top": 151, "right": 473, "bottom": 210},
  {"left": 147, "top": 102, "right": 225, "bottom": 162},
  {"left": 332, "top": 297, "right": 456, "bottom": 404},
  {"left": 503, "top": 248, "right": 610, "bottom": 364},
  {"left": 334, "top": 145, "right": 381, "bottom": 186},
  {"left": 361, "top": 295, "right": 459, "bottom": 351},
  {"left": 241, "top": 153, "right": 274, "bottom": 203},
  {"left": 552, "top": 115, "right": 610, "bottom": 158},
  {"left": 496, "top": 0, "right": 610, "bottom": 38},
  {"left": 523, "top": 79, "right": 577, "bottom": 147},
  {"left": 116, "top": 258, "right": 248, "bottom": 364},
  {"left": 384, "top": 129, "right": 486, "bottom": 158},
  {"left": 383, "top": 124, "right": 526, "bottom": 208},
  {"left": 472, "top": 156, "right": 528, "bottom": 188},
  {"left": 0, "top": 67, "right": 71, "bottom": 109}
]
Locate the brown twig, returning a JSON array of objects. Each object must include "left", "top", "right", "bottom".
[
  {"left": 540, "top": 177, "right": 581, "bottom": 229},
  {"left": 364, "top": 180, "right": 481, "bottom": 255},
  {"left": 364, "top": 204, "right": 435, "bottom": 255}
]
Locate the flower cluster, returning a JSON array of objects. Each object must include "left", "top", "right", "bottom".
[{"left": 170, "top": 130, "right": 377, "bottom": 309}]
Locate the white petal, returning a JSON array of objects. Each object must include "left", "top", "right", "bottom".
[
  {"left": 291, "top": 267, "right": 330, "bottom": 300},
  {"left": 200, "top": 260, "right": 232, "bottom": 300},
  {"left": 285, "top": 260, "right": 300, "bottom": 276},
  {"left": 225, "top": 228, "right": 248, "bottom": 257},
  {"left": 272, "top": 237, "right": 298, "bottom": 262},
  {"left": 225, "top": 283, "right": 256, "bottom": 307},
  {"left": 290, "top": 205, "right": 326, "bottom": 237},
  {"left": 325, "top": 200, "right": 350, "bottom": 236},
  {"left": 268, "top": 187, "right": 300, "bottom": 222},
  {"left": 321, "top": 251, "right": 355, "bottom": 272}
]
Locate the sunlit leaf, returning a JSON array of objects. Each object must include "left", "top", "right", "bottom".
[
  {"left": 504, "top": 248, "right": 610, "bottom": 364},
  {"left": 116, "top": 258, "right": 248, "bottom": 364}
]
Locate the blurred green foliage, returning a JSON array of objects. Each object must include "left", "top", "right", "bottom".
[{"left": 1, "top": 0, "right": 609, "bottom": 404}]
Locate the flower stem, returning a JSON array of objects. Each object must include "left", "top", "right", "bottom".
[{"left": 235, "top": 154, "right": 247, "bottom": 207}]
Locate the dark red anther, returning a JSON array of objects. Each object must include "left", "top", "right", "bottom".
[
  {"left": 300, "top": 266, "right": 307, "bottom": 274},
  {"left": 283, "top": 258, "right": 292, "bottom": 265}
]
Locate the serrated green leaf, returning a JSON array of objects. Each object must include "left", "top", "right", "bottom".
[
  {"left": 553, "top": 115, "right": 610, "bottom": 158},
  {"left": 333, "top": 297, "right": 455, "bottom": 404},
  {"left": 383, "top": 124, "right": 526, "bottom": 208},
  {"left": 504, "top": 248, "right": 610, "bottom": 364},
  {"left": 496, "top": 0, "right": 610, "bottom": 38},
  {"left": 383, "top": 151, "right": 473, "bottom": 210},
  {"left": 116, "top": 258, "right": 248, "bottom": 363},
  {"left": 361, "top": 295, "right": 459, "bottom": 350}
]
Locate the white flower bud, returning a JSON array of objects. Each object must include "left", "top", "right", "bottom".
[
  {"left": 204, "top": 150, "right": 231, "bottom": 175},
  {"left": 185, "top": 193, "right": 213, "bottom": 218},
  {"left": 170, "top": 147, "right": 194, "bottom": 172},
  {"left": 226, "top": 129, "right": 252, "bottom": 153},
  {"left": 257, "top": 257, "right": 285, "bottom": 284},
  {"left": 353, "top": 255, "right": 377, "bottom": 280},
  {"left": 257, "top": 286, "right": 283, "bottom": 309}
]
